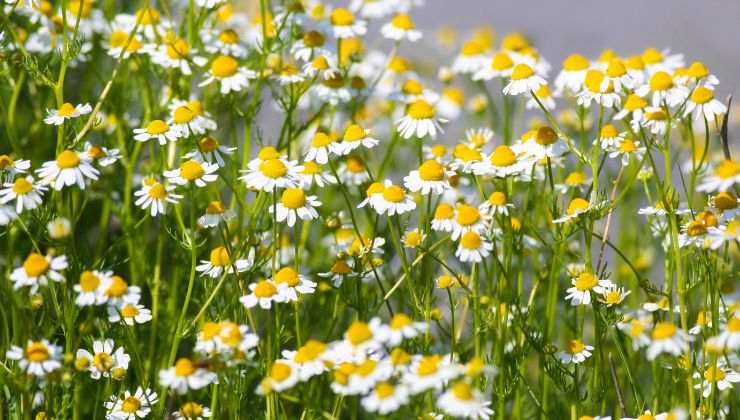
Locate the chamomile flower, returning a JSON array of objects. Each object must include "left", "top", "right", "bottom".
[
  {"left": 503, "top": 63, "right": 547, "bottom": 96},
  {"left": 463, "top": 128, "right": 495, "bottom": 149},
  {"left": 0, "top": 154, "right": 31, "bottom": 180},
  {"left": 108, "top": 300, "right": 152, "bottom": 325},
  {"left": 281, "top": 339, "right": 329, "bottom": 381},
  {"left": 10, "top": 252, "right": 68, "bottom": 293},
  {"left": 455, "top": 231, "right": 493, "bottom": 263},
  {"left": 431, "top": 203, "right": 455, "bottom": 232},
  {"left": 168, "top": 100, "right": 218, "bottom": 138},
  {"left": 450, "top": 204, "right": 489, "bottom": 240},
  {"left": 0, "top": 175, "right": 46, "bottom": 213},
  {"left": 199, "top": 55, "right": 257, "bottom": 94},
  {"left": 258, "top": 360, "right": 300, "bottom": 394},
  {"left": 43, "top": 102, "right": 92, "bottom": 125},
  {"left": 304, "top": 131, "right": 340, "bottom": 164},
  {"left": 596, "top": 124, "right": 624, "bottom": 150},
  {"left": 473, "top": 51, "right": 515, "bottom": 81},
  {"left": 375, "top": 314, "right": 427, "bottom": 346},
  {"left": 479, "top": 191, "right": 514, "bottom": 216},
  {"left": 618, "top": 315, "right": 652, "bottom": 350},
  {"left": 604, "top": 57, "right": 635, "bottom": 90},
  {"left": 203, "top": 28, "right": 248, "bottom": 58},
  {"left": 0, "top": 205, "right": 15, "bottom": 225},
  {"left": 84, "top": 142, "right": 121, "bottom": 166},
  {"left": 396, "top": 99, "right": 444, "bottom": 139},
  {"left": 526, "top": 84, "right": 556, "bottom": 110},
  {"left": 172, "top": 402, "right": 212, "bottom": 420},
  {"left": 598, "top": 284, "right": 631, "bottom": 306},
  {"left": 684, "top": 86, "right": 727, "bottom": 121},
  {"left": 134, "top": 179, "right": 182, "bottom": 217},
  {"left": 553, "top": 197, "right": 593, "bottom": 224},
  {"left": 302, "top": 54, "right": 340, "bottom": 80},
  {"left": 557, "top": 339, "right": 594, "bottom": 364},
  {"left": 577, "top": 69, "right": 620, "bottom": 108},
  {"left": 133, "top": 120, "right": 181, "bottom": 145},
  {"left": 149, "top": 38, "right": 206, "bottom": 75},
  {"left": 472, "top": 145, "right": 532, "bottom": 178},
  {"left": 196, "top": 246, "right": 252, "bottom": 278},
  {"left": 450, "top": 144, "right": 484, "bottom": 173},
  {"left": 6, "top": 339, "right": 62, "bottom": 377},
  {"left": 554, "top": 54, "right": 590, "bottom": 94},
  {"left": 337, "top": 124, "right": 379, "bottom": 155},
  {"left": 312, "top": 74, "right": 352, "bottom": 105},
  {"left": 299, "top": 161, "right": 337, "bottom": 188},
  {"left": 381, "top": 13, "right": 421, "bottom": 42},
  {"left": 241, "top": 152, "right": 303, "bottom": 192},
  {"left": 452, "top": 40, "right": 488, "bottom": 75},
  {"left": 697, "top": 159, "right": 740, "bottom": 193},
  {"left": 240, "top": 279, "right": 289, "bottom": 309},
  {"left": 678, "top": 216, "right": 714, "bottom": 248},
  {"left": 636, "top": 71, "right": 689, "bottom": 107},
  {"left": 271, "top": 187, "right": 320, "bottom": 226},
  {"left": 518, "top": 126, "right": 567, "bottom": 160},
  {"left": 437, "top": 87, "right": 465, "bottom": 120},
  {"left": 608, "top": 138, "right": 645, "bottom": 166},
  {"left": 362, "top": 382, "right": 410, "bottom": 415},
  {"left": 564, "top": 272, "right": 613, "bottom": 306},
  {"left": 159, "top": 358, "right": 217, "bottom": 394},
  {"left": 403, "top": 159, "right": 451, "bottom": 195},
  {"left": 641, "top": 47, "right": 684, "bottom": 75},
  {"left": 271, "top": 267, "right": 317, "bottom": 301},
  {"left": 711, "top": 317, "right": 740, "bottom": 351},
  {"left": 164, "top": 159, "right": 219, "bottom": 187},
  {"left": 197, "top": 200, "right": 234, "bottom": 228},
  {"left": 105, "top": 27, "right": 145, "bottom": 59},
  {"left": 646, "top": 322, "right": 691, "bottom": 360},
  {"left": 104, "top": 387, "right": 158, "bottom": 420},
  {"left": 36, "top": 149, "right": 100, "bottom": 190},
  {"left": 291, "top": 30, "right": 329, "bottom": 62},
  {"left": 74, "top": 270, "right": 113, "bottom": 306},
  {"left": 707, "top": 219, "right": 739, "bottom": 249},
  {"left": 327, "top": 8, "right": 366, "bottom": 39},
  {"left": 371, "top": 182, "right": 416, "bottom": 216},
  {"left": 75, "top": 339, "right": 130, "bottom": 380}
]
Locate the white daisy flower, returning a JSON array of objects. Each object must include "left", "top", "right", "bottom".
[
  {"left": 159, "top": 358, "right": 217, "bottom": 395},
  {"left": 184, "top": 137, "right": 234, "bottom": 167},
  {"left": 526, "top": 84, "right": 556, "bottom": 110},
  {"left": 381, "top": 13, "right": 421, "bottom": 42},
  {"left": 375, "top": 313, "right": 427, "bottom": 346},
  {"left": 84, "top": 142, "right": 121, "bottom": 167},
  {"left": 197, "top": 200, "right": 235, "bottom": 228},
  {"left": 239, "top": 279, "right": 289, "bottom": 309},
  {"left": 403, "top": 159, "right": 451, "bottom": 195},
  {"left": 281, "top": 339, "right": 329, "bottom": 381},
  {"left": 164, "top": 159, "right": 219, "bottom": 187},
  {"left": 452, "top": 40, "right": 489, "bottom": 75},
  {"left": 0, "top": 204, "right": 17, "bottom": 225},
  {"left": 108, "top": 301, "right": 153, "bottom": 325},
  {"left": 576, "top": 69, "right": 621, "bottom": 108},
  {"left": 396, "top": 99, "right": 444, "bottom": 140},
  {"left": 361, "top": 382, "right": 409, "bottom": 415},
  {"left": 75, "top": 339, "right": 130, "bottom": 380},
  {"left": 553, "top": 197, "right": 594, "bottom": 224},
  {"left": 336, "top": 124, "right": 379, "bottom": 155},
  {"left": 6, "top": 339, "right": 62, "bottom": 377},
  {"left": 36, "top": 150, "right": 99, "bottom": 190},
  {"left": 635, "top": 71, "right": 689, "bottom": 107},
  {"left": 473, "top": 51, "right": 516, "bottom": 81},
  {"left": 302, "top": 54, "right": 340, "bottom": 80},
  {"left": 472, "top": 145, "right": 533, "bottom": 178},
  {"left": 564, "top": 272, "right": 613, "bottom": 306},
  {"left": 168, "top": 100, "right": 218, "bottom": 138},
  {"left": 133, "top": 119, "right": 181, "bottom": 145},
  {"left": 271, "top": 267, "right": 317, "bottom": 301},
  {"left": 370, "top": 182, "right": 416, "bottom": 216},
  {"left": 196, "top": 246, "right": 253, "bottom": 278},
  {"left": 697, "top": 159, "right": 740, "bottom": 193},
  {"left": 598, "top": 284, "right": 631, "bottom": 307},
  {"left": 43, "top": 102, "right": 92, "bottom": 125},
  {"left": 199, "top": 55, "right": 257, "bottom": 94},
  {"left": 304, "top": 131, "right": 340, "bottom": 164},
  {"left": 0, "top": 154, "right": 31, "bottom": 181},
  {"left": 337, "top": 156, "right": 371, "bottom": 186},
  {"left": 10, "top": 252, "right": 68, "bottom": 293},
  {"left": 257, "top": 359, "right": 300, "bottom": 394},
  {"left": 203, "top": 27, "right": 248, "bottom": 58},
  {"left": 618, "top": 315, "right": 653, "bottom": 350},
  {"left": 327, "top": 8, "right": 366, "bottom": 39},
  {"left": 240, "top": 153, "right": 303, "bottom": 192},
  {"left": 646, "top": 322, "right": 691, "bottom": 360},
  {"left": 0, "top": 175, "right": 46, "bottom": 213},
  {"left": 455, "top": 231, "right": 493, "bottom": 263},
  {"left": 74, "top": 270, "right": 113, "bottom": 306},
  {"left": 271, "top": 187, "right": 321, "bottom": 227},
  {"left": 298, "top": 162, "right": 337, "bottom": 188},
  {"left": 504, "top": 63, "right": 547, "bottom": 96},
  {"left": 403, "top": 354, "right": 460, "bottom": 394},
  {"left": 437, "top": 381, "right": 494, "bottom": 420},
  {"left": 104, "top": 387, "right": 158, "bottom": 420},
  {"left": 134, "top": 179, "right": 182, "bottom": 217},
  {"left": 149, "top": 38, "right": 207, "bottom": 75},
  {"left": 557, "top": 339, "right": 594, "bottom": 364},
  {"left": 172, "top": 402, "right": 212, "bottom": 420},
  {"left": 553, "top": 54, "right": 590, "bottom": 95}
]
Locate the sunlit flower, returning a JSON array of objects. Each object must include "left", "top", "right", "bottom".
[
  {"left": 381, "top": 13, "right": 421, "bottom": 42},
  {"left": 197, "top": 200, "right": 235, "bottom": 228},
  {"left": 698, "top": 159, "right": 740, "bottom": 192},
  {"left": 104, "top": 387, "right": 158, "bottom": 420},
  {"left": 281, "top": 339, "right": 329, "bottom": 381},
  {"left": 43, "top": 102, "right": 92, "bottom": 125},
  {"left": 299, "top": 161, "right": 337, "bottom": 188},
  {"left": 327, "top": 8, "right": 366, "bottom": 39},
  {"left": 272, "top": 187, "right": 321, "bottom": 227},
  {"left": 337, "top": 124, "right": 379, "bottom": 155},
  {"left": 75, "top": 339, "right": 130, "bottom": 380},
  {"left": 455, "top": 231, "right": 492, "bottom": 263},
  {"left": 74, "top": 270, "right": 113, "bottom": 306},
  {"left": 241, "top": 149, "right": 303, "bottom": 192},
  {"left": 646, "top": 322, "right": 691, "bottom": 360},
  {"left": 557, "top": 339, "right": 594, "bottom": 364},
  {"left": 134, "top": 179, "right": 182, "bottom": 217},
  {"left": 0, "top": 175, "right": 46, "bottom": 213},
  {"left": 304, "top": 131, "right": 340, "bottom": 164},
  {"left": 694, "top": 365, "right": 740, "bottom": 397},
  {"left": 479, "top": 191, "right": 514, "bottom": 216},
  {"left": 271, "top": 267, "right": 317, "bottom": 300},
  {"left": 108, "top": 300, "right": 153, "bottom": 325},
  {"left": 199, "top": 55, "right": 257, "bottom": 94},
  {"left": 168, "top": 100, "right": 218, "bottom": 138},
  {"left": 564, "top": 272, "right": 613, "bottom": 306},
  {"left": 6, "top": 339, "right": 62, "bottom": 377},
  {"left": 36, "top": 150, "right": 100, "bottom": 190},
  {"left": 172, "top": 402, "right": 212, "bottom": 420},
  {"left": 504, "top": 63, "right": 547, "bottom": 96},
  {"left": 149, "top": 38, "right": 206, "bottom": 75},
  {"left": 159, "top": 358, "right": 217, "bottom": 394},
  {"left": 84, "top": 142, "right": 121, "bottom": 167},
  {"left": 553, "top": 197, "right": 594, "bottom": 224},
  {"left": 554, "top": 54, "right": 590, "bottom": 94},
  {"left": 437, "top": 381, "right": 493, "bottom": 419},
  {"left": 10, "top": 252, "right": 68, "bottom": 293},
  {"left": 636, "top": 70, "right": 688, "bottom": 107},
  {"left": 608, "top": 138, "right": 645, "bottom": 166},
  {"left": 473, "top": 145, "right": 532, "bottom": 178},
  {"left": 362, "top": 382, "right": 410, "bottom": 415},
  {"left": 403, "top": 159, "right": 452, "bottom": 195},
  {"left": 258, "top": 359, "right": 300, "bottom": 394},
  {"left": 196, "top": 246, "right": 252, "bottom": 278},
  {"left": 240, "top": 279, "right": 289, "bottom": 309},
  {"left": 452, "top": 40, "right": 488, "bottom": 74},
  {"left": 396, "top": 99, "right": 444, "bottom": 139},
  {"left": 598, "top": 284, "right": 631, "bottom": 307},
  {"left": 133, "top": 120, "right": 181, "bottom": 145},
  {"left": 164, "top": 159, "right": 219, "bottom": 187}
]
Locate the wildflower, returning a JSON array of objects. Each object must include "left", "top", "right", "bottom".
[
  {"left": 636, "top": 70, "right": 688, "bottom": 107},
  {"left": 271, "top": 187, "right": 321, "bottom": 227},
  {"left": 272, "top": 266, "right": 317, "bottom": 300},
  {"left": 36, "top": 149, "right": 100, "bottom": 190},
  {"left": 299, "top": 161, "right": 337, "bottom": 188},
  {"left": 518, "top": 126, "right": 567, "bottom": 160},
  {"left": 577, "top": 69, "right": 620, "bottom": 108},
  {"left": 452, "top": 40, "right": 488, "bottom": 74},
  {"left": 134, "top": 179, "right": 182, "bottom": 217},
  {"left": 371, "top": 182, "right": 416, "bottom": 216},
  {"left": 240, "top": 149, "right": 303, "bottom": 192},
  {"left": 0, "top": 175, "right": 46, "bottom": 213},
  {"left": 554, "top": 54, "right": 590, "bottom": 94},
  {"left": 403, "top": 159, "right": 451, "bottom": 195},
  {"left": 196, "top": 321, "right": 258, "bottom": 358},
  {"left": 694, "top": 365, "right": 740, "bottom": 398},
  {"left": 258, "top": 360, "right": 300, "bottom": 394},
  {"left": 711, "top": 316, "right": 740, "bottom": 350},
  {"left": 437, "top": 381, "right": 494, "bottom": 420},
  {"left": 479, "top": 191, "right": 514, "bottom": 216},
  {"left": 108, "top": 301, "right": 152, "bottom": 325},
  {"left": 169, "top": 101, "right": 218, "bottom": 138},
  {"left": 614, "top": 94, "right": 648, "bottom": 127},
  {"left": 526, "top": 84, "right": 556, "bottom": 110},
  {"left": 6, "top": 339, "right": 62, "bottom": 377},
  {"left": 196, "top": 246, "right": 252, "bottom": 278},
  {"left": 337, "top": 124, "right": 379, "bottom": 155},
  {"left": 403, "top": 229, "right": 425, "bottom": 248},
  {"left": 150, "top": 38, "right": 206, "bottom": 75},
  {"left": 75, "top": 339, "right": 130, "bottom": 380},
  {"left": 450, "top": 144, "right": 484, "bottom": 173},
  {"left": 473, "top": 144, "right": 532, "bottom": 178},
  {"left": 302, "top": 54, "right": 340, "bottom": 80},
  {"left": 204, "top": 27, "right": 248, "bottom": 58},
  {"left": 239, "top": 279, "right": 289, "bottom": 309},
  {"left": 47, "top": 217, "right": 72, "bottom": 239},
  {"left": 103, "top": 275, "right": 141, "bottom": 306},
  {"left": 455, "top": 231, "right": 493, "bottom": 263},
  {"left": 74, "top": 270, "right": 113, "bottom": 306},
  {"left": 450, "top": 204, "right": 489, "bottom": 240},
  {"left": 437, "top": 87, "right": 465, "bottom": 120},
  {"left": 553, "top": 197, "right": 592, "bottom": 224},
  {"left": 361, "top": 382, "right": 410, "bottom": 415},
  {"left": 396, "top": 99, "right": 444, "bottom": 139},
  {"left": 376, "top": 314, "right": 427, "bottom": 346},
  {"left": 381, "top": 13, "right": 421, "bottom": 42},
  {"left": 159, "top": 358, "right": 217, "bottom": 394},
  {"left": 291, "top": 30, "right": 329, "bottom": 61},
  {"left": 473, "top": 51, "right": 515, "bottom": 81},
  {"left": 608, "top": 138, "right": 646, "bottom": 166},
  {"left": 431, "top": 203, "right": 456, "bottom": 232},
  {"left": 598, "top": 284, "right": 631, "bottom": 307},
  {"left": 199, "top": 55, "right": 257, "bottom": 94},
  {"left": 464, "top": 128, "right": 495, "bottom": 149},
  {"left": 503, "top": 63, "right": 547, "bottom": 96},
  {"left": 281, "top": 339, "right": 329, "bottom": 381},
  {"left": 165, "top": 160, "right": 219, "bottom": 187},
  {"left": 133, "top": 120, "right": 181, "bottom": 145},
  {"left": 596, "top": 124, "right": 624, "bottom": 150},
  {"left": 172, "top": 402, "right": 212, "bottom": 420},
  {"left": 618, "top": 315, "right": 652, "bottom": 350},
  {"left": 646, "top": 322, "right": 691, "bottom": 360},
  {"left": 43, "top": 102, "right": 92, "bottom": 125},
  {"left": 318, "top": 259, "right": 356, "bottom": 287},
  {"left": 697, "top": 159, "right": 740, "bottom": 192},
  {"left": 104, "top": 387, "right": 158, "bottom": 420},
  {"left": 564, "top": 272, "right": 613, "bottom": 306},
  {"left": 683, "top": 86, "right": 727, "bottom": 121},
  {"left": 304, "top": 132, "right": 339, "bottom": 164},
  {"left": 84, "top": 142, "right": 121, "bottom": 167},
  {"left": 557, "top": 339, "right": 594, "bottom": 364},
  {"left": 0, "top": 154, "right": 31, "bottom": 180},
  {"left": 10, "top": 252, "right": 68, "bottom": 293},
  {"left": 339, "top": 319, "right": 385, "bottom": 354}
]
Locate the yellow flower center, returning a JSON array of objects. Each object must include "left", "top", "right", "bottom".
[
  {"left": 454, "top": 144, "right": 482, "bottom": 162},
  {"left": 135, "top": 7, "right": 161, "bottom": 25},
  {"left": 716, "top": 159, "right": 739, "bottom": 179},
  {"left": 374, "top": 382, "right": 395, "bottom": 399},
  {"left": 209, "top": 246, "right": 231, "bottom": 267},
  {"left": 584, "top": 69, "right": 610, "bottom": 93},
  {"left": 390, "top": 314, "right": 413, "bottom": 329},
  {"left": 630, "top": 320, "right": 646, "bottom": 337},
  {"left": 418, "top": 160, "right": 445, "bottom": 181},
  {"left": 294, "top": 340, "right": 326, "bottom": 363},
  {"left": 461, "top": 40, "right": 484, "bottom": 56},
  {"left": 600, "top": 124, "right": 619, "bottom": 139},
  {"left": 93, "top": 351, "right": 113, "bottom": 371},
  {"left": 652, "top": 322, "right": 677, "bottom": 340},
  {"left": 713, "top": 192, "right": 737, "bottom": 210},
  {"left": 431, "top": 144, "right": 447, "bottom": 157},
  {"left": 417, "top": 355, "right": 440, "bottom": 376},
  {"left": 311, "top": 55, "right": 330, "bottom": 70},
  {"left": 511, "top": 63, "right": 534, "bottom": 80},
  {"left": 641, "top": 47, "right": 663, "bottom": 64},
  {"left": 258, "top": 146, "right": 280, "bottom": 160},
  {"left": 443, "top": 87, "right": 464, "bottom": 105},
  {"left": 566, "top": 339, "right": 586, "bottom": 354},
  {"left": 121, "top": 304, "right": 139, "bottom": 318},
  {"left": 166, "top": 39, "right": 189, "bottom": 59},
  {"left": 434, "top": 203, "right": 454, "bottom": 220},
  {"left": 211, "top": 55, "right": 238, "bottom": 78},
  {"left": 281, "top": 188, "right": 306, "bottom": 209},
  {"left": 649, "top": 71, "right": 673, "bottom": 91},
  {"left": 121, "top": 396, "right": 141, "bottom": 413},
  {"left": 180, "top": 402, "right": 204, "bottom": 417},
  {"left": 690, "top": 86, "right": 714, "bottom": 104},
  {"left": 12, "top": 178, "right": 33, "bottom": 195},
  {"left": 148, "top": 183, "right": 168, "bottom": 199},
  {"left": 382, "top": 186, "right": 406, "bottom": 203},
  {"left": 25, "top": 342, "right": 50, "bottom": 362},
  {"left": 451, "top": 382, "right": 474, "bottom": 401},
  {"left": 57, "top": 102, "right": 77, "bottom": 117},
  {"left": 490, "top": 145, "right": 517, "bottom": 167},
  {"left": 606, "top": 58, "right": 627, "bottom": 77},
  {"left": 456, "top": 205, "right": 480, "bottom": 226},
  {"left": 218, "top": 29, "right": 239, "bottom": 44},
  {"left": 180, "top": 160, "right": 205, "bottom": 181},
  {"left": 174, "top": 358, "right": 196, "bottom": 377},
  {"left": 330, "top": 8, "right": 354, "bottom": 26},
  {"left": 259, "top": 159, "right": 288, "bottom": 178},
  {"left": 330, "top": 260, "right": 352, "bottom": 275},
  {"left": 637, "top": 414, "right": 655, "bottom": 420},
  {"left": 391, "top": 13, "right": 415, "bottom": 30},
  {"left": 346, "top": 321, "right": 372, "bottom": 345},
  {"left": 200, "top": 322, "right": 222, "bottom": 340},
  {"left": 605, "top": 290, "right": 623, "bottom": 305},
  {"left": 343, "top": 124, "right": 366, "bottom": 142},
  {"left": 0, "top": 155, "right": 13, "bottom": 168},
  {"left": 106, "top": 275, "right": 129, "bottom": 297},
  {"left": 460, "top": 231, "right": 482, "bottom": 249},
  {"left": 355, "top": 359, "right": 378, "bottom": 377},
  {"left": 173, "top": 106, "right": 196, "bottom": 124},
  {"left": 703, "top": 366, "right": 726, "bottom": 382},
  {"left": 566, "top": 198, "right": 589, "bottom": 215},
  {"left": 79, "top": 271, "right": 100, "bottom": 292},
  {"left": 575, "top": 272, "right": 598, "bottom": 291},
  {"left": 146, "top": 120, "right": 169, "bottom": 135},
  {"left": 624, "top": 94, "right": 648, "bottom": 111},
  {"left": 687, "top": 61, "right": 709, "bottom": 79},
  {"left": 300, "top": 161, "right": 321, "bottom": 175},
  {"left": 311, "top": 132, "right": 333, "bottom": 147},
  {"left": 488, "top": 191, "right": 507, "bottom": 206},
  {"left": 269, "top": 361, "right": 292, "bottom": 381},
  {"left": 728, "top": 317, "right": 740, "bottom": 332},
  {"left": 565, "top": 171, "right": 587, "bottom": 186},
  {"left": 303, "top": 31, "right": 325, "bottom": 48},
  {"left": 536, "top": 126, "right": 558, "bottom": 145},
  {"left": 407, "top": 100, "right": 435, "bottom": 119},
  {"left": 563, "top": 54, "right": 589, "bottom": 71},
  {"left": 253, "top": 280, "right": 278, "bottom": 298},
  {"left": 23, "top": 253, "right": 50, "bottom": 277},
  {"left": 401, "top": 79, "right": 423, "bottom": 95},
  {"left": 275, "top": 267, "right": 300, "bottom": 287},
  {"left": 56, "top": 150, "right": 80, "bottom": 169},
  {"left": 619, "top": 139, "right": 638, "bottom": 153},
  {"left": 491, "top": 52, "right": 514, "bottom": 70}
]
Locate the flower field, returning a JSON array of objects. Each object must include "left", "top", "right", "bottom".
[{"left": 0, "top": 0, "right": 738, "bottom": 419}]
